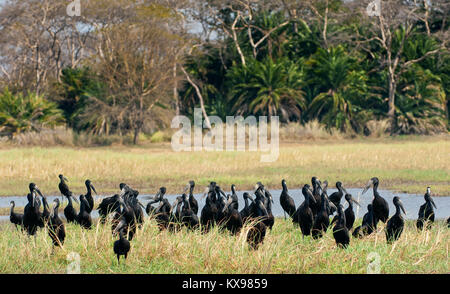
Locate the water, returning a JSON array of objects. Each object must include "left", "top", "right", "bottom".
[{"left": 1, "top": 188, "right": 449, "bottom": 222}]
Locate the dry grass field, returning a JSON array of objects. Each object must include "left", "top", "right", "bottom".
[{"left": 0, "top": 137, "right": 448, "bottom": 197}]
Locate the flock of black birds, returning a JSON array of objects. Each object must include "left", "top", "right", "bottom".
[{"left": 8, "top": 175, "right": 449, "bottom": 264}]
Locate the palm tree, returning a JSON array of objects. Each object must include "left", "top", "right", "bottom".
[
  {"left": 58, "top": 67, "right": 105, "bottom": 128},
  {"left": 394, "top": 64, "right": 447, "bottom": 134},
  {"left": 228, "top": 57, "right": 306, "bottom": 122},
  {"left": 307, "top": 46, "right": 368, "bottom": 132},
  {"left": 179, "top": 46, "right": 232, "bottom": 120},
  {"left": 0, "top": 88, "right": 65, "bottom": 138}
]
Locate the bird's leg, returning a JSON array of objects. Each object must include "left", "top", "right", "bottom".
[{"left": 284, "top": 211, "right": 286, "bottom": 220}]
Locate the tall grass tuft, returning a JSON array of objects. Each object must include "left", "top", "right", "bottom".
[
  {"left": 366, "top": 119, "right": 390, "bottom": 138},
  {"left": 10, "top": 127, "right": 74, "bottom": 147},
  {"left": 280, "top": 120, "right": 345, "bottom": 141}
]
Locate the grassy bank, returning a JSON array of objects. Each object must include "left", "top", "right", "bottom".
[
  {"left": 0, "top": 137, "right": 449, "bottom": 197},
  {"left": 0, "top": 218, "right": 448, "bottom": 274}
]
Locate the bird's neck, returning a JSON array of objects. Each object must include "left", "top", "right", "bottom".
[
  {"left": 395, "top": 205, "right": 401, "bottom": 216},
  {"left": 86, "top": 185, "right": 92, "bottom": 196},
  {"left": 338, "top": 210, "right": 346, "bottom": 226},
  {"left": 304, "top": 196, "right": 310, "bottom": 207},
  {"left": 244, "top": 198, "right": 249, "bottom": 209},
  {"left": 320, "top": 194, "right": 327, "bottom": 210},
  {"left": 347, "top": 201, "right": 353, "bottom": 209},
  {"left": 373, "top": 182, "right": 379, "bottom": 194}
]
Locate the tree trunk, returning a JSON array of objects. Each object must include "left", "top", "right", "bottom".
[
  {"left": 133, "top": 125, "right": 140, "bottom": 145},
  {"left": 387, "top": 75, "right": 396, "bottom": 132},
  {"left": 133, "top": 117, "right": 143, "bottom": 145},
  {"left": 180, "top": 65, "right": 211, "bottom": 129},
  {"left": 173, "top": 62, "right": 180, "bottom": 116}
]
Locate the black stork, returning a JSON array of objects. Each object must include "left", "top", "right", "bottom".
[
  {"left": 221, "top": 193, "right": 243, "bottom": 235},
  {"left": 9, "top": 201, "right": 24, "bottom": 230},
  {"left": 280, "top": 179, "right": 296, "bottom": 220},
  {"left": 76, "top": 194, "right": 92, "bottom": 229},
  {"left": 64, "top": 193, "right": 78, "bottom": 223},
  {"left": 113, "top": 196, "right": 137, "bottom": 241},
  {"left": 168, "top": 196, "right": 184, "bottom": 232},
  {"left": 180, "top": 193, "right": 199, "bottom": 230},
  {"left": 309, "top": 177, "right": 322, "bottom": 217},
  {"left": 58, "top": 174, "right": 72, "bottom": 199},
  {"left": 246, "top": 194, "right": 268, "bottom": 250},
  {"left": 84, "top": 180, "right": 97, "bottom": 213},
  {"left": 48, "top": 199, "right": 65, "bottom": 247},
  {"left": 215, "top": 188, "right": 229, "bottom": 227},
  {"left": 40, "top": 194, "right": 51, "bottom": 225},
  {"left": 229, "top": 184, "right": 239, "bottom": 211},
  {"left": 385, "top": 197, "right": 406, "bottom": 243},
  {"left": 328, "top": 181, "right": 348, "bottom": 214},
  {"left": 333, "top": 204, "right": 350, "bottom": 248},
  {"left": 417, "top": 187, "right": 437, "bottom": 230},
  {"left": 312, "top": 183, "right": 336, "bottom": 239},
  {"left": 352, "top": 204, "right": 377, "bottom": 238},
  {"left": 186, "top": 180, "right": 199, "bottom": 215},
  {"left": 113, "top": 228, "right": 130, "bottom": 265},
  {"left": 362, "top": 177, "right": 389, "bottom": 224},
  {"left": 23, "top": 183, "right": 43, "bottom": 236},
  {"left": 98, "top": 194, "right": 120, "bottom": 224},
  {"left": 254, "top": 183, "right": 274, "bottom": 230},
  {"left": 240, "top": 192, "right": 255, "bottom": 224},
  {"left": 146, "top": 187, "right": 170, "bottom": 215},
  {"left": 127, "top": 191, "right": 145, "bottom": 228},
  {"left": 331, "top": 193, "right": 360, "bottom": 231},
  {"left": 58, "top": 174, "right": 79, "bottom": 222},
  {"left": 151, "top": 196, "right": 175, "bottom": 232},
  {"left": 200, "top": 182, "right": 219, "bottom": 233},
  {"left": 295, "top": 184, "right": 317, "bottom": 237}
]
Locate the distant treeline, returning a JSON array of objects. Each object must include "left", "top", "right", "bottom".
[{"left": 0, "top": 0, "right": 448, "bottom": 143}]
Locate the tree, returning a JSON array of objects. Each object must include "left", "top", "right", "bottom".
[
  {"left": 0, "top": 0, "right": 92, "bottom": 95},
  {"left": 395, "top": 64, "right": 447, "bottom": 134},
  {"left": 228, "top": 57, "right": 306, "bottom": 121},
  {"left": 307, "top": 45, "right": 369, "bottom": 131},
  {"left": 56, "top": 67, "right": 105, "bottom": 128},
  {"left": 0, "top": 88, "right": 65, "bottom": 137},
  {"left": 85, "top": 1, "right": 184, "bottom": 143},
  {"left": 352, "top": 0, "right": 448, "bottom": 131}
]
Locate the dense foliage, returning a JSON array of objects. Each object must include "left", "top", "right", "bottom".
[
  {"left": 0, "top": 89, "right": 65, "bottom": 138},
  {"left": 0, "top": 0, "right": 448, "bottom": 140}
]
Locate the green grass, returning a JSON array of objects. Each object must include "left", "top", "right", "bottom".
[
  {"left": 0, "top": 218, "right": 448, "bottom": 273},
  {"left": 0, "top": 138, "right": 449, "bottom": 197}
]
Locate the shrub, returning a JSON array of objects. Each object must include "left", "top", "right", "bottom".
[
  {"left": 150, "top": 131, "right": 172, "bottom": 143},
  {"left": 0, "top": 88, "right": 65, "bottom": 138},
  {"left": 365, "top": 119, "right": 390, "bottom": 138},
  {"left": 279, "top": 120, "right": 345, "bottom": 141}
]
